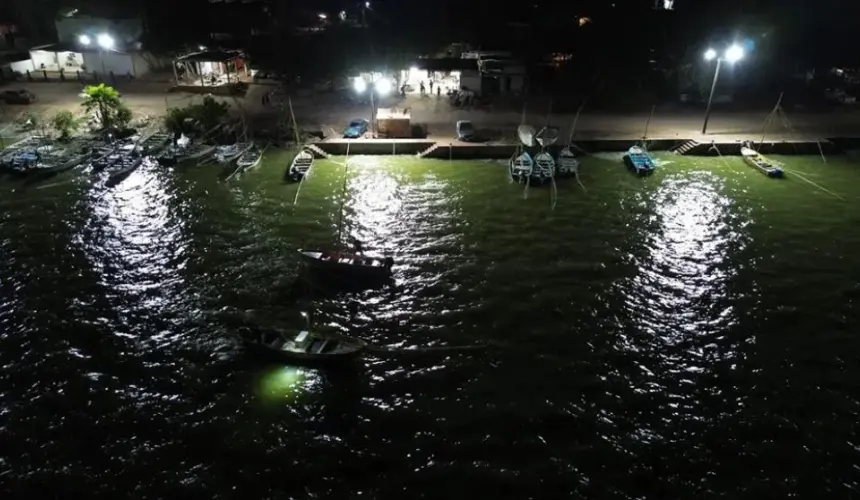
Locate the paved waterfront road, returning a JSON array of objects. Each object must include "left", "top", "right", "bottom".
[{"left": 5, "top": 81, "right": 860, "bottom": 141}]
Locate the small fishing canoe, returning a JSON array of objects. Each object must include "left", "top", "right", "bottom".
[
  {"left": 242, "top": 329, "right": 367, "bottom": 365},
  {"left": 623, "top": 145, "right": 656, "bottom": 175},
  {"left": 509, "top": 151, "right": 534, "bottom": 183},
  {"left": 534, "top": 152, "right": 556, "bottom": 182},
  {"left": 535, "top": 126, "right": 559, "bottom": 147},
  {"left": 287, "top": 149, "right": 314, "bottom": 182},
  {"left": 298, "top": 249, "right": 393, "bottom": 280},
  {"left": 741, "top": 146, "right": 783, "bottom": 178},
  {"left": 557, "top": 147, "right": 580, "bottom": 177}
]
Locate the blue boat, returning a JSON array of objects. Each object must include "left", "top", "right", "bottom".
[{"left": 623, "top": 146, "right": 656, "bottom": 175}]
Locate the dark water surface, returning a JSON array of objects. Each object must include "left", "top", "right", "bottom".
[{"left": 1, "top": 152, "right": 859, "bottom": 498}]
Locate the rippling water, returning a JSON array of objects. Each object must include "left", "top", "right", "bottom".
[{"left": 1, "top": 152, "right": 859, "bottom": 498}]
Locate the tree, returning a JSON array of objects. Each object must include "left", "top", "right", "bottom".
[
  {"left": 163, "top": 107, "right": 195, "bottom": 136},
  {"left": 80, "top": 83, "right": 122, "bottom": 130},
  {"left": 51, "top": 110, "right": 79, "bottom": 140},
  {"left": 193, "top": 96, "right": 229, "bottom": 132},
  {"left": 114, "top": 105, "right": 133, "bottom": 129}
]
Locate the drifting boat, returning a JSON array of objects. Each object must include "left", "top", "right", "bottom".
[
  {"left": 215, "top": 142, "right": 253, "bottom": 163},
  {"left": 623, "top": 145, "right": 656, "bottom": 175},
  {"left": 535, "top": 126, "right": 560, "bottom": 147},
  {"left": 287, "top": 149, "right": 314, "bottom": 182},
  {"left": 556, "top": 147, "right": 580, "bottom": 177},
  {"left": 741, "top": 145, "right": 784, "bottom": 178},
  {"left": 517, "top": 125, "right": 536, "bottom": 147},
  {"left": 534, "top": 152, "right": 555, "bottom": 180},
  {"left": 298, "top": 249, "right": 394, "bottom": 280},
  {"left": 509, "top": 151, "right": 534, "bottom": 183},
  {"left": 242, "top": 329, "right": 367, "bottom": 365}
]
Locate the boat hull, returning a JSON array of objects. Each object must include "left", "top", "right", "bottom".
[
  {"left": 623, "top": 146, "right": 656, "bottom": 175},
  {"left": 298, "top": 249, "right": 393, "bottom": 281},
  {"left": 241, "top": 336, "right": 366, "bottom": 366}
]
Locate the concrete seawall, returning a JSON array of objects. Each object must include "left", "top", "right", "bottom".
[{"left": 313, "top": 137, "right": 851, "bottom": 158}]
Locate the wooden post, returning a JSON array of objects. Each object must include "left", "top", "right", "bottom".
[
  {"left": 758, "top": 92, "right": 783, "bottom": 149},
  {"left": 643, "top": 104, "right": 656, "bottom": 143}
]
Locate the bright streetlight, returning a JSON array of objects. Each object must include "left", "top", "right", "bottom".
[
  {"left": 97, "top": 33, "right": 114, "bottom": 49},
  {"left": 724, "top": 44, "right": 744, "bottom": 63},
  {"left": 365, "top": 1, "right": 370, "bottom": 7},
  {"left": 375, "top": 78, "right": 391, "bottom": 96},
  {"left": 354, "top": 77, "right": 367, "bottom": 93},
  {"left": 701, "top": 44, "right": 745, "bottom": 134},
  {"left": 78, "top": 34, "right": 91, "bottom": 45}
]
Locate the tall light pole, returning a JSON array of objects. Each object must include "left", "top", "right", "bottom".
[{"left": 701, "top": 45, "right": 744, "bottom": 134}]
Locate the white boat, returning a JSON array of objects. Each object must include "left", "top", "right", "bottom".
[
  {"left": 557, "top": 147, "right": 580, "bottom": 177},
  {"left": 535, "top": 126, "right": 559, "bottom": 147},
  {"left": 509, "top": 151, "right": 534, "bottom": 183},
  {"left": 236, "top": 147, "right": 263, "bottom": 170},
  {"left": 215, "top": 142, "right": 253, "bottom": 163},
  {"left": 517, "top": 125, "right": 536, "bottom": 147},
  {"left": 534, "top": 152, "right": 556, "bottom": 181},
  {"left": 741, "top": 145, "right": 784, "bottom": 178},
  {"left": 287, "top": 149, "right": 314, "bottom": 182}
]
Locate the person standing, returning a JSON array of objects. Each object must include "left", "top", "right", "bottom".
[
  {"left": 429, "top": 80, "right": 434, "bottom": 94},
  {"left": 419, "top": 81, "right": 426, "bottom": 96}
]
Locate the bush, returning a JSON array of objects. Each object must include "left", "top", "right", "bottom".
[{"left": 51, "top": 110, "right": 79, "bottom": 139}]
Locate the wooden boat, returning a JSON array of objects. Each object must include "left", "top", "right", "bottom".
[
  {"left": 741, "top": 146, "right": 784, "bottom": 178},
  {"left": 535, "top": 126, "right": 559, "bottom": 147},
  {"left": 139, "top": 132, "right": 171, "bottom": 156},
  {"left": 236, "top": 146, "right": 263, "bottom": 170},
  {"left": 623, "top": 145, "right": 656, "bottom": 175},
  {"left": 225, "top": 145, "right": 264, "bottom": 180},
  {"left": 517, "top": 125, "right": 536, "bottom": 147},
  {"left": 557, "top": 147, "right": 580, "bottom": 177},
  {"left": 215, "top": 142, "right": 253, "bottom": 163},
  {"left": 509, "top": 151, "right": 534, "bottom": 183},
  {"left": 242, "top": 329, "right": 367, "bottom": 365},
  {"left": 106, "top": 154, "right": 149, "bottom": 187},
  {"left": 298, "top": 249, "right": 394, "bottom": 280},
  {"left": 534, "top": 152, "right": 556, "bottom": 182},
  {"left": 287, "top": 149, "right": 314, "bottom": 182}
]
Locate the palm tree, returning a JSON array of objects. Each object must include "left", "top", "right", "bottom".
[{"left": 80, "top": 83, "right": 122, "bottom": 130}]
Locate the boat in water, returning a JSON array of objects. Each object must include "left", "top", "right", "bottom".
[
  {"left": 139, "top": 132, "right": 171, "bottom": 156},
  {"left": 556, "top": 147, "right": 580, "bottom": 178},
  {"left": 517, "top": 125, "right": 536, "bottom": 147},
  {"left": 287, "top": 149, "right": 314, "bottom": 182},
  {"left": 214, "top": 142, "right": 253, "bottom": 163},
  {"left": 242, "top": 328, "right": 367, "bottom": 365},
  {"left": 105, "top": 147, "right": 147, "bottom": 187},
  {"left": 297, "top": 249, "right": 394, "bottom": 281},
  {"left": 623, "top": 145, "right": 656, "bottom": 175},
  {"left": 741, "top": 145, "right": 784, "bottom": 178},
  {"left": 534, "top": 152, "right": 556, "bottom": 182},
  {"left": 535, "top": 126, "right": 559, "bottom": 147},
  {"left": 226, "top": 145, "right": 264, "bottom": 180},
  {"left": 510, "top": 151, "right": 534, "bottom": 183}
]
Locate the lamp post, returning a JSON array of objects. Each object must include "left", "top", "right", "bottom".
[{"left": 701, "top": 45, "right": 744, "bottom": 134}]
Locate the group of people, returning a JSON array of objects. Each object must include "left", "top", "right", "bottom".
[{"left": 400, "top": 80, "right": 443, "bottom": 99}]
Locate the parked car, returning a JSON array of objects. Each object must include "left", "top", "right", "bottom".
[
  {"left": 456, "top": 120, "right": 476, "bottom": 141},
  {"left": 2, "top": 89, "right": 36, "bottom": 104},
  {"left": 343, "top": 118, "right": 369, "bottom": 138}
]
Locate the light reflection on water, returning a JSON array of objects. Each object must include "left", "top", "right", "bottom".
[{"left": 0, "top": 154, "right": 857, "bottom": 497}]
